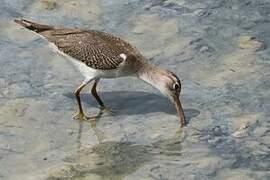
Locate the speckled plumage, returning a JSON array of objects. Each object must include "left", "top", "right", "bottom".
[
  {"left": 41, "top": 29, "right": 138, "bottom": 70},
  {"left": 15, "top": 19, "right": 186, "bottom": 127},
  {"left": 15, "top": 19, "right": 143, "bottom": 72}
]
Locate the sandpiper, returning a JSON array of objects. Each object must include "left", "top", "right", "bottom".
[{"left": 15, "top": 19, "right": 186, "bottom": 126}]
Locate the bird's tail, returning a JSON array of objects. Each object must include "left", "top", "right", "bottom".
[{"left": 14, "top": 19, "right": 54, "bottom": 33}]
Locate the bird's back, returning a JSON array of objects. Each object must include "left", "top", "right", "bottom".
[
  {"left": 15, "top": 19, "right": 144, "bottom": 71},
  {"left": 42, "top": 29, "right": 140, "bottom": 70}
]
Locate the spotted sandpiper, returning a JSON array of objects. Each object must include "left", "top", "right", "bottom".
[{"left": 15, "top": 19, "right": 186, "bottom": 126}]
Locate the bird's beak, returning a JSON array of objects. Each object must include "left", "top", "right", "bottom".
[{"left": 173, "top": 95, "right": 186, "bottom": 127}]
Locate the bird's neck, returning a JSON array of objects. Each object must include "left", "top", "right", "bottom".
[{"left": 138, "top": 63, "right": 167, "bottom": 95}]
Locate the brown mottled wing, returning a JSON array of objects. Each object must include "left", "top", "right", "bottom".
[{"left": 40, "top": 29, "right": 136, "bottom": 70}]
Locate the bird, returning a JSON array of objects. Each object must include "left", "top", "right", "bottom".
[{"left": 14, "top": 19, "right": 186, "bottom": 127}]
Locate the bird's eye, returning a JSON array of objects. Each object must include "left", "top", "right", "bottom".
[{"left": 173, "top": 83, "right": 180, "bottom": 90}]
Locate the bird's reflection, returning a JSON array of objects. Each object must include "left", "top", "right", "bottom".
[
  {"left": 76, "top": 119, "right": 83, "bottom": 150},
  {"left": 75, "top": 106, "right": 197, "bottom": 152},
  {"left": 76, "top": 109, "right": 107, "bottom": 151}
]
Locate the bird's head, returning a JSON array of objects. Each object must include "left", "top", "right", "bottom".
[
  {"left": 156, "top": 70, "right": 186, "bottom": 127},
  {"left": 140, "top": 68, "right": 186, "bottom": 126}
]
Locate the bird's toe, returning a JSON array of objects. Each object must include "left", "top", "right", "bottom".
[
  {"left": 73, "top": 112, "right": 88, "bottom": 121},
  {"left": 100, "top": 106, "right": 117, "bottom": 115}
]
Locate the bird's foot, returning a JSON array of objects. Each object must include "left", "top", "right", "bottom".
[
  {"left": 73, "top": 107, "right": 115, "bottom": 122},
  {"left": 86, "top": 113, "right": 103, "bottom": 122},
  {"left": 100, "top": 106, "right": 116, "bottom": 115},
  {"left": 88, "top": 107, "right": 115, "bottom": 121},
  {"left": 73, "top": 112, "right": 89, "bottom": 121}
]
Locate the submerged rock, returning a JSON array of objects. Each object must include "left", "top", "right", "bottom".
[{"left": 238, "top": 36, "right": 264, "bottom": 51}]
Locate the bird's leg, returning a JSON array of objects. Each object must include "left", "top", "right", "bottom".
[
  {"left": 73, "top": 82, "right": 88, "bottom": 121},
  {"left": 91, "top": 79, "right": 105, "bottom": 109},
  {"left": 91, "top": 79, "right": 115, "bottom": 115}
]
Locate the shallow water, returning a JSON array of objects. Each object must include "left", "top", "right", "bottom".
[{"left": 0, "top": 0, "right": 270, "bottom": 179}]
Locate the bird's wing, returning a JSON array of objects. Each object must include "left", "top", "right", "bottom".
[{"left": 40, "top": 29, "right": 135, "bottom": 70}]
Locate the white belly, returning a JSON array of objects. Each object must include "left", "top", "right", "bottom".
[
  {"left": 69, "top": 58, "right": 123, "bottom": 79},
  {"left": 48, "top": 42, "right": 124, "bottom": 80},
  {"left": 70, "top": 58, "right": 99, "bottom": 78}
]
